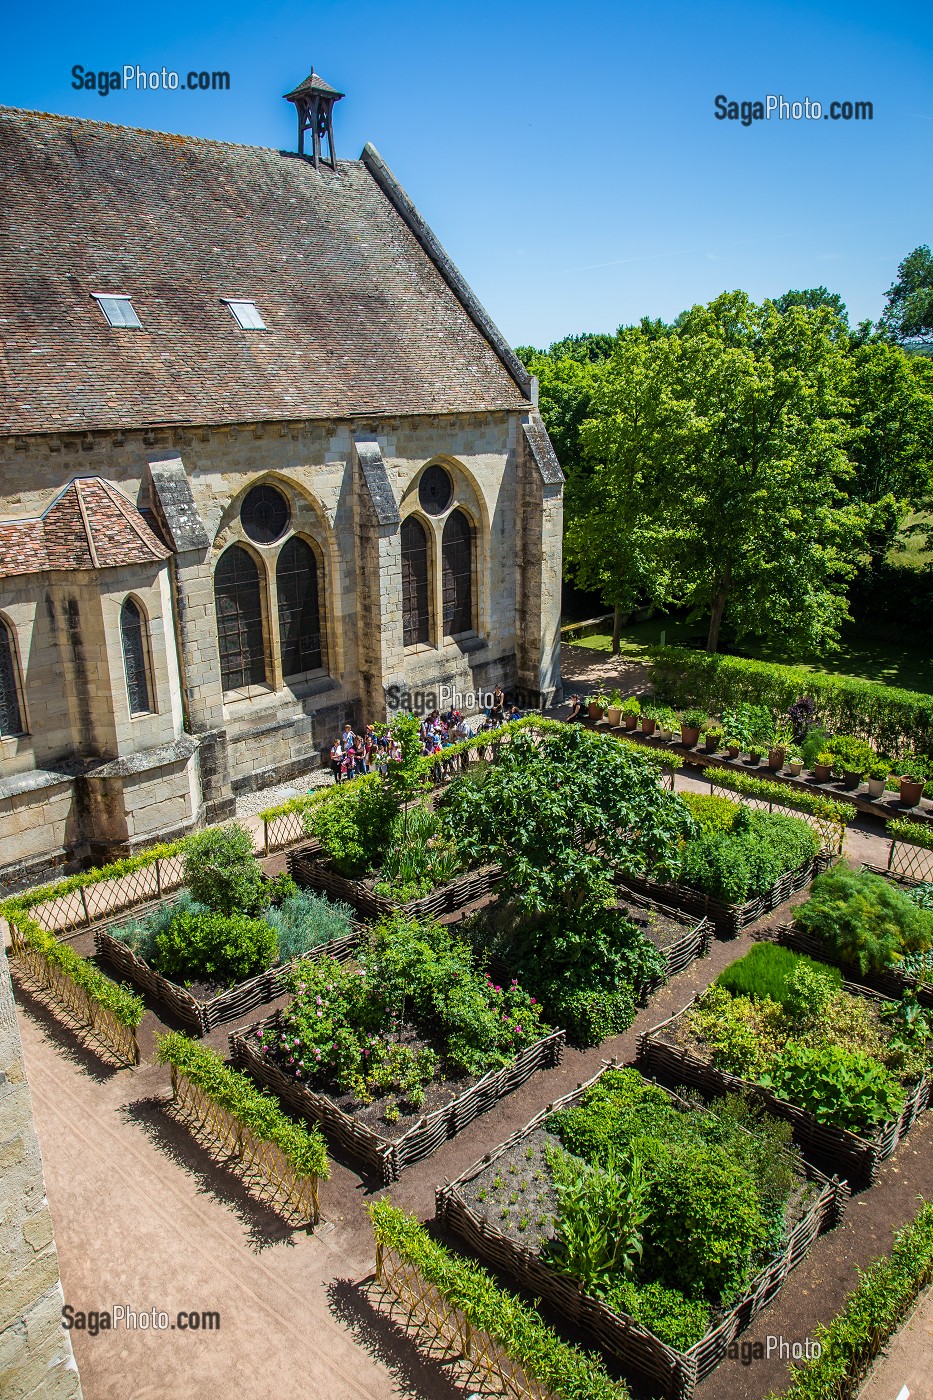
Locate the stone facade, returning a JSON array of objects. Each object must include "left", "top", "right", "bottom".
[
  {"left": 0, "top": 100, "right": 563, "bottom": 890},
  {"left": 0, "top": 409, "right": 562, "bottom": 889},
  {"left": 0, "top": 942, "right": 83, "bottom": 1399}
]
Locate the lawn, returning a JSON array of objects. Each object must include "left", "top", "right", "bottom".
[{"left": 568, "top": 612, "right": 933, "bottom": 694}]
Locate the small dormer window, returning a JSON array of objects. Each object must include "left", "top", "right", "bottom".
[
  {"left": 223, "top": 299, "right": 266, "bottom": 330},
  {"left": 92, "top": 294, "right": 142, "bottom": 328}
]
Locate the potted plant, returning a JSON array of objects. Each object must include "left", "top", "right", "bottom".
[
  {"left": 800, "top": 725, "right": 831, "bottom": 774},
  {"left": 865, "top": 757, "right": 890, "bottom": 800},
  {"left": 679, "top": 708, "right": 706, "bottom": 748},
  {"left": 587, "top": 691, "right": 608, "bottom": 721},
  {"left": 655, "top": 706, "right": 678, "bottom": 741},
  {"left": 641, "top": 702, "right": 659, "bottom": 737},
  {"left": 812, "top": 750, "right": 835, "bottom": 784},
  {"left": 704, "top": 724, "right": 723, "bottom": 754},
  {"left": 827, "top": 736, "right": 873, "bottom": 791},
  {"left": 605, "top": 690, "right": 624, "bottom": 727},
  {"left": 620, "top": 695, "right": 641, "bottom": 731},
  {"left": 895, "top": 755, "right": 928, "bottom": 808},
  {"left": 768, "top": 721, "right": 793, "bottom": 771},
  {"left": 785, "top": 747, "right": 804, "bottom": 778}
]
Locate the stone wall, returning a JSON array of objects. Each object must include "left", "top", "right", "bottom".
[{"left": 0, "top": 943, "right": 82, "bottom": 1399}]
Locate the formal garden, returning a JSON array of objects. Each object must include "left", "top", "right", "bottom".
[{"left": 5, "top": 707, "right": 933, "bottom": 1399}]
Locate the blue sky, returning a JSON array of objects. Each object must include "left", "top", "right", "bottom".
[{"left": 2, "top": 0, "right": 930, "bottom": 348}]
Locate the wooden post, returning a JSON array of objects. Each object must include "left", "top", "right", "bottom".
[
  {"left": 79, "top": 887, "right": 90, "bottom": 926},
  {"left": 888, "top": 838, "right": 896, "bottom": 872}
]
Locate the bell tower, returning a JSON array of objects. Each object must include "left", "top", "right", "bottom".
[{"left": 284, "top": 68, "right": 344, "bottom": 169}]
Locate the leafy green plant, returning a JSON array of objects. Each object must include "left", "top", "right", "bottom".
[
  {"left": 794, "top": 864, "right": 933, "bottom": 975},
  {"left": 183, "top": 823, "right": 266, "bottom": 916},
  {"left": 155, "top": 1032, "right": 329, "bottom": 1179},
  {"left": 680, "top": 793, "right": 742, "bottom": 833},
  {"left": 545, "top": 1144, "right": 649, "bottom": 1292},
  {"left": 603, "top": 1278, "right": 709, "bottom": 1351},
  {"left": 721, "top": 703, "right": 774, "bottom": 751},
  {"left": 707, "top": 767, "right": 850, "bottom": 831},
  {"left": 866, "top": 757, "right": 892, "bottom": 781},
  {"left": 262, "top": 890, "right": 356, "bottom": 963},
  {"left": 716, "top": 943, "right": 842, "bottom": 1009},
  {"left": 760, "top": 1042, "right": 905, "bottom": 1133},
  {"left": 374, "top": 802, "right": 462, "bottom": 901},
  {"left": 307, "top": 773, "right": 399, "bottom": 876},
  {"left": 153, "top": 909, "right": 278, "bottom": 987},
  {"left": 620, "top": 695, "right": 641, "bottom": 717},
  {"left": 368, "top": 1201, "right": 629, "bottom": 1400},
  {"left": 608, "top": 689, "right": 625, "bottom": 707},
  {"left": 679, "top": 808, "right": 820, "bottom": 903},
  {"left": 7, "top": 915, "right": 144, "bottom": 1030},
  {"left": 682, "top": 708, "right": 708, "bottom": 730},
  {"left": 826, "top": 735, "right": 874, "bottom": 776}
]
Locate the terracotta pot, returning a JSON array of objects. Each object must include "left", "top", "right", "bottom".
[
  {"left": 768, "top": 747, "right": 786, "bottom": 771},
  {"left": 704, "top": 735, "right": 721, "bottom": 753},
  {"left": 899, "top": 776, "right": 925, "bottom": 808},
  {"left": 842, "top": 769, "right": 863, "bottom": 791},
  {"left": 866, "top": 777, "right": 886, "bottom": 799},
  {"left": 748, "top": 751, "right": 763, "bottom": 766},
  {"left": 606, "top": 707, "right": 622, "bottom": 727},
  {"left": 726, "top": 745, "right": 740, "bottom": 760},
  {"left": 812, "top": 763, "right": 832, "bottom": 783},
  {"left": 787, "top": 761, "right": 803, "bottom": 777},
  {"left": 680, "top": 725, "right": 701, "bottom": 748},
  {"left": 623, "top": 714, "right": 638, "bottom": 730},
  {"left": 641, "top": 717, "right": 657, "bottom": 736},
  {"left": 588, "top": 702, "right": 603, "bottom": 720}
]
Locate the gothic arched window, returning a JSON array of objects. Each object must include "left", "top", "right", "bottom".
[
  {"left": 401, "top": 516, "right": 430, "bottom": 647},
  {"left": 215, "top": 545, "right": 267, "bottom": 691},
  {"left": 120, "top": 598, "right": 152, "bottom": 714},
  {"left": 442, "top": 509, "right": 474, "bottom": 637},
  {"left": 276, "top": 536, "right": 324, "bottom": 677},
  {"left": 0, "top": 620, "right": 24, "bottom": 736}
]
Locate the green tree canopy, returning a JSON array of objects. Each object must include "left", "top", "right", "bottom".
[{"left": 880, "top": 245, "right": 933, "bottom": 346}]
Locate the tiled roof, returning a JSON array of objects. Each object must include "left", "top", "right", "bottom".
[
  {"left": 0, "top": 107, "right": 530, "bottom": 436},
  {"left": 284, "top": 71, "right": 343, "bottom": 99},
  {"left": 0, "top": 478, "right": 171, "bottom": 577}
]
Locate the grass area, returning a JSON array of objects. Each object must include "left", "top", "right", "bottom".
[
  {"left": 569, "top": 613, "right": 933, "bottom": 694},
  {"left": 889, "top": 511, "right": 933, "bottom": 571}
]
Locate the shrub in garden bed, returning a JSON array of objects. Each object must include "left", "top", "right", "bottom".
[
  {"left": 449, "top": 1068, "right": 823, "bottom": 1360},
  {"left": 673, "top": 794, "right": 821, "bottom": 903},
  {"left": 255, "top": 913, "right": 550, "bottom": 1131},
  {"left": 671, "top": 944, "right": 931, "bottom": 1134},
  {"left": 792, "top": 864, "right": 933, "bottom": 977},
  {"left": 107, "top": 824, "right": 356, "bottom": 999}
]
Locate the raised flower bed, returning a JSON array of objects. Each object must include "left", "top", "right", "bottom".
[
  {"left": 229, "top": 915, "right": 566, "bottom": 1181},
  {"left": 618, "top": 855, "right": 833, "bottom": 938},
  {"left": 435, "top": 1065, "right": 845, "bottom": 1400},
  {"left": 287, "top": 850, "right": 502, "bottom": 920},
  {"left": 633, "top": 946, "right": 930, "bottom": 1187}
]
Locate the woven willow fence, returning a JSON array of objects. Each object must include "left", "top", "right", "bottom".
[
  {"left": 887, "top": 835, "right": 933, "bottom": 885},
  {"left": 8, "top": 921, "right": 140, "bottom": 1066},
  {"left": 22, "top": 851, "right": 187, "bottom": 936},
  {"left": 374, "top": 1239, "right": 556, "bottom": 1400},
  {"left": 168, "top": 1064, "right": 321, "bottom": 1224}
]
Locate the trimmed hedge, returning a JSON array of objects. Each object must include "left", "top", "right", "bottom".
[
  {"left": 890, "top": 818, "right": 933, "bottom": 854},
  {"left": 649, "top": 646, "right": 933, "bottom": 759},
  {"left": 369, "top": 1199, "right": 628, "bottom": 1400},
  {"left": 768, "top": 1198, "right": 933, "bottom": 1400},
  {"left": 8, "top": 915, "right": 145, "bottom": 1028},
  {"left": 155, "top": 1032, "right": 330, "bottom": 1180},
  {"left": 3, "top": 841, "right": 187, "bottom": 912},
  {"left": 708, "top": 770, "right": 851, "bottom": 832}
]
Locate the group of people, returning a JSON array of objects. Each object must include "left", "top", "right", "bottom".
[{"left": 327, "top": 685, "right": 526, "bottom": 783}]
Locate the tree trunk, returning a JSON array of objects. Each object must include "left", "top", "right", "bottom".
[
  {"left": 706, "top": 587, "right": 728, "bottom": 652},
  {"left": 612, "top": 603, "right": 622, "bottom": 655}
]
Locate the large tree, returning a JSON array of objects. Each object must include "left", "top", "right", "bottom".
[
  {"left": 879, "top": 245, "right": 933, "bottom": 346},
  {"left": 566, "top": 292, "right": 866, "bottom": 652}
]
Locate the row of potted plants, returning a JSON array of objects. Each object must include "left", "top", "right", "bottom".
[{"left": 585, "top": 693, "right": 930, "bottom": 806}]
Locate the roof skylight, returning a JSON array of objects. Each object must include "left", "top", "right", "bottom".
[
  {"left": 92, "top": 294, "right": 142, "bottom": 329},
  {"left": 223, "top": 299, "right": 267, "bottom": 330}
]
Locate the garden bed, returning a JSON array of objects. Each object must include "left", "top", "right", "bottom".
[
  {"left": 774, "top": 921, "right": 933, "bottom": 1010},
  {"left": 229, "top": 1015, "right": 565, "bottom": 1182},
  {"left": 435, "top": 1066, "right": 846, "bottom": 1400},
  {"left": 617, "top": 852, "right": 834, "bottom": 938},
  {"left": 636, "top": 995, "right": 931, "bottom": 1187},
  {"left": 95, "top": 924, "right": 362, "bottom": 1034},
  {"left": 287, "top": 851, "right": 503, "bottom": 921}
]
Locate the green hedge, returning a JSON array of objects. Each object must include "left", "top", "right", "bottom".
[
  {"left": 890, "top": 819, "right": 933, "bottom": 855},
  {"left": 369, "top": 1200, "right": 628, "bottom": 1400},
  {"left": 649, "top": 646, "right": 933, "bottom": 759},
  {"left": 155, "top": 1032, "right": 330, "bottom": 1180},
  {"left": 7, "top": 915, "right": 145, "bottom": 1028},
  {"left": 708, "top": 769, "right": 851, "bottom": 831},
  {"left": 768, "top": 1198, "right": 933, "bottom": 1400},
  {"left": 3, "top": 840, "right": 187, "bottom": 913}
]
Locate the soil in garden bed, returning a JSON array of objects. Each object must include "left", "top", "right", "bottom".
[
  {"left": 260, "top": 1019, "right": 499, "bottom": 1139},
  {"left": 622, "top": 898, "right": 695, "bottom": 956},
  {"left": 456, "top": 1121, "right": 820, "bottom": 1329}
]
